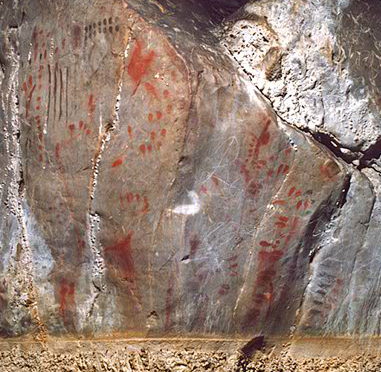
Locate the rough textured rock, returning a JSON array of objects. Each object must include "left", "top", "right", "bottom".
[{"left": 0, "top": 0, "right": 381, "bottom": 367}]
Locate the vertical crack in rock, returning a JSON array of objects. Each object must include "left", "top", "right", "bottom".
[
  {"left": 1, "top": 29, "right": 46, "bottom": 340},
  {"left": 86, "top": 28, "right": 134, "bottom": 318}
]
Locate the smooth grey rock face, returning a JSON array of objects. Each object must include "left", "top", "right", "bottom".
[{"left": 0, "top": 0, "right": 380, "bottom": 354}]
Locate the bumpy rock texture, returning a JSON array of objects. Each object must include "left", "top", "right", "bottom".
[{"left": 0, "top": 0, "right": 381, "bottom": 366}]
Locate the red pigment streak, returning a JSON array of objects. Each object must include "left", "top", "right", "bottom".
[
  {"left": 29, "top": 75, "right": 33, "bottom": 86},
  {"left": 277, "top": 164, "right": 284, "bottom": 175},
  {"left": 37, "top": 96, "right": 41, "bottom": 102},
  {"left": 144, "top": 82, "right": 159, "bottom": 99},
  {"left": 88, "top": 94, "right": 96, "bottom": 122},
  {"left": 161, "top": 128, "right": 167, "bottom": 138},
  {"left": 38, "top": 145, "right": 43, "bottom": 151},
  {"left": 212, "top": 175, "right": 219, "bottom": 187},
  {"left": 127, "top": 39, "right": 155, "bottom": 91},
  {"left": 86, "top": 129, "right": 91, "bottom": 135},
  {"left": 54, "top": 46, "right": 59, "bottom": 54},
  {"left": 150, "top": 131, "right": 156, "bottom": 141},
  {"left": 79, "top": 121, "right": 84, "bottom": 129},
  {"left": 147, "top": 144, "right": 152, "bottom": 153},
  {"left": 62, "top": 38, "right": 66, "bottom": 49},
  {"left": 163, "top": 90, "right": 170, "bottom": 99},
  {"left": 59, "top": 278, "right": 75, "bottom": 324},
  {"left": 72, "top": 25, "right": 82, "bottom": 49},
  {"left": 166, "top": 104, "right": 173, "bottom": 114},
  {"left": 273, "top": 200, "right": 285, "bottom": 205},
  {"left": 26, "top": 84, "right": 36, "bottom": 118},
  {"left": 69, "top": 124, "right": 75, "bottom": 133},
  {"left": 259, "top": 241, "right": 272, "bottom": 247},
  {"left": 156, "top": 111, "right": 163, "bottom": 120},
  {"left": 189, "top": 234, "right": 200, "bottom": 259},
  {"left": 157, "top": 142, "right": 162, "bottom": 150},
  {"left": 112, "top": 158, "right": 123, "bottom": 167},
  {"left": 296, "top": 200, "right": 303, "bottom": 210},
  {"left": 148, "top": 113, "right": 154, "bottom": 123},
  {"left": 288, "top": 187, "right": 295, "bottom": 197},
  {"left": 105, "top": 232, "right": 136, "bottom": 283},
  {"left": 295, "top": 191, "right": 302, "bottom": 197},
  {"left": 142, "top": 197, "right": 149, "bottom": 214},
  {"left": 136, "top": 194, "right": 141, "bottom": 202},
  {"left": 139, "top": 144, "right": 146, "bottom": 155},
  {"left": 33, "top": 43, "right": 39, "bottom": 63},
  {"left": 128, "top": 125, "right": 133, "bottom": 139},
  {"left": 283, "top": 165, "right": 290, "bottom": 174},
  {"left": 278, "top": 216, "right": 289, "bottom": 222},
  {"left": 126, "top": 192, "right": 134, "bottom": 203},
  {"left": 55, "top": 143, "right": 60, "bottom": 160}
]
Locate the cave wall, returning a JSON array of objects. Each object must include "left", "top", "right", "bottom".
[{"left": 0, "top": 0, "right": 380, "bottom": 348}]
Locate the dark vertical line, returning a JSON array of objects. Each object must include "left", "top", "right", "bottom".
[
  {"left": 66, "top": 67, "right": 69, "bottom": 125},
  {"left": 47, "top": 64, "right": 51, "bottom": 126},
  {"left": 59, "top": 68, "right": 63, "bottom": 120},
  {"left": 54, "top": 65, "right": 57, "bottom": 120}
]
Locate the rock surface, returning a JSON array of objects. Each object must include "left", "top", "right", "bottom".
[{"left": 0, "top": 0, "right": 380, "bottom": 365}]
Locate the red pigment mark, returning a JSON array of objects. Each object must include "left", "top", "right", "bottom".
[
  {"left": 69, "top": 124, "right": 75, "bottom": 133},
  {"left": 166, "top": 104, "right": 173, "bottom": 114},
  {"left": 189, "top": 234, "right": 200, "bottom": 259},
  {"left": 285, "top": 148, "right": 292, "bottom": 155},
  {"left": 54, "top": 46, "right": 59, "bottom": 54},
  {"left": 218, "top": 284, "right": 230, "bottom": 296},
  {"left": 144, "top": 82, "right": 159, "bottom": 99},
  {"left": 288, "top": 187, "right": 295, "bottom": 197},
  {"left": 278, "top": 216, "right": 289, "bottom": 222},
  {"left": 33, "top": 42, "right": 39, "bottom": 63},
  {"left": 259, "top": 241, "right": 272, "bottom": 247},
  {"left": 161, "top": 128, "right": 167, "bottom": 138},
  {"left": 157, "top": 142, "right": 162, "bottom": 150},
  {"left": 25, "top": 83, "right": 36, "bottom": 119},
  {"left": 139, "top": 144, "right": 146, "bottom": 155},
  {"left": 283, "top": 165, "right": 290, "bottom": 174},
  {"left": 156, "top": 111, "right": 163, "bottom": 120},
  {"left": 142, "top": 197, "right": 149, "bottom": 214},
  {"left": 163, "top": 89, "right": 170, "bottom": 99},
  {"left": 127, "top": 39, "right": 155, "bottom": 92},
  {"left": 273, "top": 199, "right": 285, "bottom": 205},
  {"left": 112, "top": 158, "right": 123, "bottom": 167},
  {"left": 88, "top": 94, "right": 96, "bottom": 122},
  {"left": 296, "top": 200, "right": 303, "bottom": 210},
  {"left": 200, "top": 185, "right": 208, "bottom": 194},
  {"left": 105, "top": 232, "right": 137, "bottom": 284},
  {"left": 275, "top": 222, "right": 287, "bottom": 228},
  {"left": 59, "top": 278, "right": 75, "bottom": 324},
  {"left": 147, "top": 144, "right": 152, "bottom": 153},
  {"left": 86, "top": 129, "right": 91, "bottom": 135},
  {"left": 29, "top": 75, "right": 33, "bottom": 86},
  {"left": 62, "top": 38, "right": 66, "bottom": 49},
  {"left": 295, "top": 191, "right": 302, "bottom": 197},
  {"left": 79, "top": 121, "right": 84, "bottom": 129},
  {"left": 55, "top": 143, "right": 60, "bottom": 160},
  {"left": 277, "top": 165, "right": 284, "bottom": 175},
  {"left": 148, "top": 113, "right": 154, "bottom": 123},
  {"left": 128, "top": 125, "right": 133, "bottom": 140},
  {"left": 212, "top": 175, "right": 219, "bottom": 187},
  {"left": 72, "top": 25, "right": 82, "bottom": 49},
  {"left": 150, "top": 131, "right": 156, "bottom": 140}
]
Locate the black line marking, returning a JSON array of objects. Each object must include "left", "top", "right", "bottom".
[
  {"left": 66, "top": 67, "right": 69, "bottom": 125},
  {"left": 59, "top": 68, "right": 63, "bottom": 120},
  {"left": 47, "top": 64, "right": 51, "bottom": 126}
]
